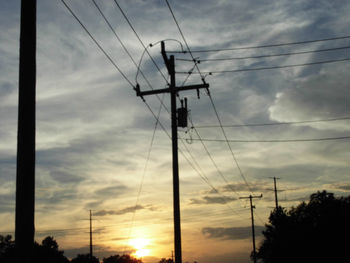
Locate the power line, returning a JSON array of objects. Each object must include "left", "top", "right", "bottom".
[
  {"left": 176, "top": 45, "right": 350, "bottom": 62},
  {"left": 188, "top": 118, "right": 242, "bottom": 198},
  {"left": 177, "top": 57, "right": 350, "bottom": 74},
  {"left": 61, "top": 0, "right": 134, "bottom": 88},
  {"left": 188, "top": 136, "right": 350, "bottom": 143},
  {"left": 163, "top": 0, "right": 254, "bottom": 194},
  {"left": 164, "top": 0, "right": 205, "bottom": 82},
  {"left": 169, "top": 35, "right": 350, "bottom": 53},
  {"left": 207, "top": 94, "right": 254, "bottom": 193},
  {"left": 113, "top": 0, "right": 169, "bottom": 83},
  {"left": 193, "top": 116, "right": 350, "bottom": 128}
]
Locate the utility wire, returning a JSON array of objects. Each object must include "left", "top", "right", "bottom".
[
  {"left": 164, "top": 0, "right": 205, "bottom": 82},
  {"left": 194, "top": 116, "right": 350, "bottom": 128},
  {"left": 61, "top": 0, "right": 134, "bottom": 87},
  {"left": 169, "top": 35, "right": 350, "bottom": 53},
  {"left": 188, "top": 136, "right": 350, "bottom": 143},
  {"left": 177, "top": 57, "right": 350, "bottom": 74},
  {"left": 176, "top": 45, "right": 350, "bottom": 62},
  {"left": 91, "top": 0, "right": 170, "bottom": 117},
  {"left": 124, "top": 94, "right": 164, "bottom": 254},
  {"left": 208, "top": 95, "right": 254, "bottom": 193},
  {"left": 188, "top": 119, "right": 242, "bottom": 198},
  {"left": 163, "top": 0, "right": 254, "bottom": 194},
  {"left": 164, "top": 0, "right": 255, "bottom": 198},
  {"left": 113, "top": 0, "right": 169, "bottom": 83},
  {"left": 60, "top": 0, "right": 251, "bottom": 232}
]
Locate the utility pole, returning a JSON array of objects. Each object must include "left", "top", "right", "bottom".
[
  {"left": 135, "top": 41, "right": 209, "bottom": 263},
  {"left": 269, "top": 177, "right": 280, "bottom": 209},
  {"left": 15, "top": 1, "right": 36, "bottom": 262},
  {"left": 89, "top": 210, "right": 93, "bottom": 263},
  {"left": 240, "top": 194, "right": 263, "bottom": 263}
]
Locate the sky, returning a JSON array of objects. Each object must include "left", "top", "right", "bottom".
[{"left": 1, "top": 0, "right": 350, "bottom": 262}]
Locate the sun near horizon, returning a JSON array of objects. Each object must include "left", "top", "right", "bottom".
[{"left": 130, "top": 237, "right": 151, "bottom": 258}]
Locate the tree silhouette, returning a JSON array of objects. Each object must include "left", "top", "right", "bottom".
[
  {"left": 0, "top": 235, "right": 69, "bottom": 263},
  {"left": 103, "top": 254, "right": 142, "bottom": 263},
  {"left": 33, "top": 236, "right": 69, "bottom": 263},
  {"left": 158, "top": 258, "right": 173, "bottom": 263},
  {"left": 71, "top": 253, "right": 99, "bottom": 263},
  {"left": 0, "top": 235, "right": 16, "bottom": 263},
  {"left": 256, "top": 191, "right": 350, "bottom": 263}
]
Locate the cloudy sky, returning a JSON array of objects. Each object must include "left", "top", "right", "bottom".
[{"left": 1, "top": 0, "right": 350, "bottom": 262}]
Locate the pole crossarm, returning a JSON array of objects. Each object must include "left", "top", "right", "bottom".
[
  {"left": 135, "top": 83, "right": 209, "bottom": 97},
  {"left": 239, "top": 194, "right": 263, "bottom": 200},
  {"left": 134, "top": 40, "right": 209, "bottom": 263}
]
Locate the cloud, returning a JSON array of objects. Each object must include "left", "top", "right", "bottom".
[
  {"left": 327, "top": 182, "right": 350, "bottom": 191},
  {"left": 94, "top": 185, "right": 129, "bottom": 199},
  {"left": 202, "top": 226, "right": 265, "bottom": 240},
  {"left": 190, "top": 195, "right": 237, "bottom": 205},
  {"left": 269, "top": 71, "right": 350, "bottom": 130},
  {"left": 94, "top": 204, "right": 145, "bottom": 216},
  {"left": 50, "top": 170, "right": 85, "bottom": 184}
]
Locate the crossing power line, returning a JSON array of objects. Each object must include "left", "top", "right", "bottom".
[
  {"left": 176, "top": 45, "right": 350, "bottom": 62},
  {"left": 193, "top": 116, "right": 350, "bottom": 128},
  {"left": 188, "top": 136, "right": 350, "bottom": 143},
  {"left": 177, "top": 57, "right": 350, "bottom": 74},
  {"left": 168, "top": 34, "right": 350, "bottom": 53}
]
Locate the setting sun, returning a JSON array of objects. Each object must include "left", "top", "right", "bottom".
[{"left": 130, "top": 238, "right": 151, "bottom": 258}]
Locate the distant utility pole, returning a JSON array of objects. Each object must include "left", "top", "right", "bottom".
[
  {"left": 15, "top": 0, "right": 36, "bottom": 262},
  {"left": 240, "top": 194, "right": 263, "bottom": 263},
  {"left": 269, "top": 177, "right": 280, "bottom": 209},
  {"left": 135, "top": 41, "right": 209, "bottom": 263},
  {"left": 89, "top": 210, "right": 93, "bottom": 263}
]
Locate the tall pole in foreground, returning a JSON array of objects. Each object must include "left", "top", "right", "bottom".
[
  {"left": 90, "top": 210, "right": 93, "bottom": 262},
  {"left": 135, "top": 41, "right": 209, "bottom": 263},
  {"left": 240, "top": 194, "right": 263, "bottom": 263},
  {"left": 15, "top": 0, "right": 36, "bottom": 261}
]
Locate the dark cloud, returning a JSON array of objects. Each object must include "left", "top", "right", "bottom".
[
  {"left": 202, "top": 226, "right": 264, "bottom": 240},
  {"left": 329, "top": 182, "right": 350, "bottom": 191},
  {"left": 190, "top": 195, "right": 237, "bottom": 205},
  {"left": 50, "top": 170, "right": 85, "bottom": 184},
  {"left": 94, "top": 204, "right": 145, "bottom": 216},
  {"left": 94, "top": 185, "right": 129, "bottom": 199}
]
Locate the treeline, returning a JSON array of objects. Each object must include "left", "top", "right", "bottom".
[{"left": 0, "top": 235, "right": 142, "bottom": 263}]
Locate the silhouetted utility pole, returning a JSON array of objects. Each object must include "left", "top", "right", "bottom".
[
  {"left": 90, "top": 210, "right": 93, "bottom": 263},
  {"left": 269, "top": 177, "right": 280, "bottom": 209},
  {"left": 135, "top": 41, "right": 209, "bottom": 263},
  {"left": 15, "top": 1, "right": 36, "bottom": 262},
  {"left": 240, "top": 194, "right": 263, "bottom": 263}
]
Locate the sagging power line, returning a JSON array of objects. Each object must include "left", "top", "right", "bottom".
[
  {"left": 193, "top": 116, "right": 350, "bottom": 128},
  {"left": 168, "top": 34, "right": 350, "bottom": 53},
  {"left": 177, "top": 45, "right": 350, "bottom": 62}
]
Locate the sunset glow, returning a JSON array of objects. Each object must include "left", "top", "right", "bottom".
[
  {"left": 2, "top": 1, "right": 350, "bottom": 263},
  {"left": 130, "top": 238, "right": 151, "bottom": 258}
]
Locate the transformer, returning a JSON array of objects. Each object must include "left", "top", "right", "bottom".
[{"left": 177, "top": 98, "right": 188, "bottom": 128}]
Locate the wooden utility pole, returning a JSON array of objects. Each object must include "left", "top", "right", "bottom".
[
  {"left": 15, "top": 0, "right": 36, "bottom": 261},
  {"left": 240, "top": 194, "right": 262, "bottom": 263},
  {"left": 270, "top": 177, "right": 280, "bottom": 209},
  {"left": 89, "top": 210, "right": 93, "bottom": 262},
  {"left": 135, "top": 41, "right": 209, "bottom": 263}
]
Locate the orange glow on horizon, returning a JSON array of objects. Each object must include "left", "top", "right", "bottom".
[{"left": 129, "top": 238, "right": 151, "bottom": 258}]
